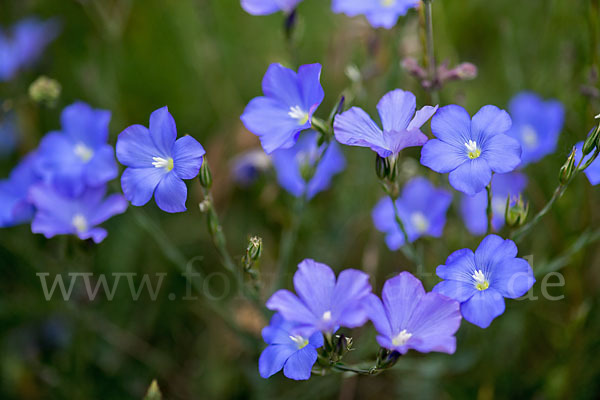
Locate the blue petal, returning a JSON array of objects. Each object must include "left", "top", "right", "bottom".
[
  {"left": 474, "top": 234, "right": 518, "bottom": 273},
  {"left": 377, "top": 89, "right": 416, "bottom": 134},
  {"left": 88, "top": 194, "right": 128, "bottom": 226},
  {"left": 331, "top": 0, "right": 370, "bottom": 15},
  {"left": 121, "top": 167, "right": 166, "bottom": 207},
  {"left": 435, "top": 249, "right": 477, "bottom": 283},
  {"left": 29, "top": 184, "right": 75, "bottom": 238},
  {"left": 470, "top": 105, "right": 512, "bottom": 142},
  {"left": 364, "top": 293, "right": 393, "bottom": 340},
  {"left": 241, "top": 96, "right": 303, "bottom": 154},
  {"left": 575, "top": 141, "right": 600, "bottom": 185},
  {"left": 432, "top": 279, "right": 477, "bottom": 303},
  {"left": 384, "top": 129, "right": 428, "bottom": 155},
  {"left": 282, "top": 345, "right": 318, "bottom": 380},
  {"left": 407, "top": 105, "right": 438, "bottom": 131},
  {"left": 491, "top": 258, "right": 535, "bottom": 299},
  {"left": 35, "top": 131, "right": 86, "bottom": 196},
  {"left": 365, "top": 10, "right": 401, "bottom": 29},
  {"left": 266, "top": 290, "right": 317, "bottom": 326},
  {"left": 172, "top": 135, "right": 206, "bottom": 179},
  {"left": 460, "top": 288, "right": 505, "bottom": 328},
  {"left": 420, "top": 138, "right": 467, "bottom": 173},
  {"left": 241, "top": 0, "right": 282, "bottom": 15},
  {"left": 460, "top": 190, "right": 488, "bottom": 235},
  {"left": 149, "top": 106, "right": 177, "bottom": 157},
  {"left": 262, "top": 63, "right": 303, "bottom": 108},
  {"left": 308, "top": 331, "right": 324, "bottom": 348},
  {"left": 481, "top": 134, "right": 522, "bottom": 173},
  {"left": 430, "top": 104, "right": 472, "bottom": 147},
  {"left": 61, "top": 102, "right": 111, "bottom": 148},
  {"left": 259, "top": 344, "right": 297, "bottom": 379},
  {"left": 306, "top": 141, "right": 346, "bottom": 199},
  {"left": 154, "top": 172, "right": 187, "bottom": 213},
  {"left": 116, "top": 124, "right": 157, "bottom": 168},
  {"left": 448, "top": 158, "right": 492, "bottom": 196},
  {"left": 271, "top": 145, "right": 306, "bottom": 197},
  {"left": 331, "top": 269, "right": 372, "bottom": 327},
  {"left": 381, "top": 272, "right": 425, "bottom": 333},
  {"left": 334, "top": 107, "right": 389, "bottom": 157},
  {"left": 297, "top": 63, "right": 324, "bottom": 115},
  {"left": 85, "top": 144, "right": 118, "bottom": 187},
  {"left": 293, "top": 259, "right": 336, "bottom": 318}
]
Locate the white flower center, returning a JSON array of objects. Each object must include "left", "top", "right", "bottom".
[
  {"left": 521, "top": 124, "right": 538, "bottom": 148},
  {"left": 289, "top": 334, "right": 309, "bottom": 349},
  {"left": 492, "top": 197, "right": 507, "bottom": 216},
  {"left": 472, "top": 269, "right": 489, "bottom": 291},
  {"left": 72, "top": 213, "right": 88, "bottom": 233},
  {"left": 152, "top": 156, "right": 174, "bottom": 172},
  {"left": 465, "top": 140, "right": 481, "bottom": 159},
  {"left": 322, "top": 310, "right": 332, "bottom": 322},
  {"left": 392, "top": 329, "right": 412, "bottom": 346},
  {"left": 410, "top": 211, "right": 429, "bottom": 234},
  {"left": 74, "top": 142, "right": 94, "bottom": 163},
  {"left": 381, "top": 0, "right": 396, "bottom": 6},
  {"left": 288, "top": 105, "right": 310, "bottom": 125}
]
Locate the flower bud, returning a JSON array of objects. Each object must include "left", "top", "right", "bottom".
[
  {"left": 375, "top": 155, "right": 398, "bottom": 182},
  {"left": 29, "top": 76, "right": 61, "bottom": 106},
  {"left": 198, "top": 198, "right": 211, "bottom": 213},
  {"left": 505, "top": 194, "right": 529, "bottom": 228},
  {"left": 559, "top": 148, "right": 577, "bottom": 184},
  {"left": 199, "top": 161, "right": 212, "bottom": 189},
  {"left": 144, "top": 380, "right": 162, "bottom": 400},
  {"left": 246, "top": 236, "right": 263, "bottom": 262},
  {"left": 582, "top": 126, "right": 600, "bottom": 156}
]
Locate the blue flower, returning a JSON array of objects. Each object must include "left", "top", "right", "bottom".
[
  {"left": 0, "top": 110, "right": 19, "bottom": 157},
  {"left": 506, "top": 92, "right": 564, "bottom": 166},
  {"left": 332, "top": 0, "right": 420, "bottom": 29},
  {"left": 575, "top": 140, "right": 600, "bottom": 185},
  {"left": 372, "top": 177, "right": 452, "bottom": 250},
  {"left": 365, "top": 272, "right": 462, "bottom": 354},
  {"left": 0, "top": 17, "right": 60, "bottom": 81},
  {"left": 334, "top": 89, "right": 437, "bottom": 157},
  {"left": 460, "top": 172, "right": 527, "bottom": 235},
  {"left": 0, "top": 152, "right": 40, "bottom": 227},
  {"left": 266, "top": 259, "right": 372, "bottom": 334},
  {"left": 231, "top": 149, "right": 272, "bottom": 187},
  {"left": 433, "top": 234, "right": 535, "bottom": 328},
  {"left": 259, "top": 314, "right": 323, "bottom": 381},
  {"left": 241, "top": 63, "right": 324, "bottom": 154},
  {"left": 242, "top": 0, "right": 302, "bottom": 15},
  {"left": 272, "top": 131, "right": 346, "bottom": 199},
  {"left": 29, "top": 184, "right": 127, "bottom": 243},
  {"left": 116, "top": 106, "right": 206, "bottom": 213},
  {"left": 421, "top": 105, "right": 522, "bottom": 196},
  {"left": 35, "top": 102, "right": 118, "bottom": 197}
]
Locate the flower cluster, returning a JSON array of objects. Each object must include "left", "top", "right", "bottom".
[{"left": 0, "top": 102, "right": 127, "bottom": 242}]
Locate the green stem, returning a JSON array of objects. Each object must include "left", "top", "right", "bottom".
[
  {"left": 486, "top": 182, "right": 493, "bottom": 234},
  {"left": 389, "top": 193, "right": 422, "bottom": 268},
  {"left": 423, "top": 0, "right": 439, "bottom": 104},
  {"left": 275, "top": 195, "right": 306, "bottom": 290}
]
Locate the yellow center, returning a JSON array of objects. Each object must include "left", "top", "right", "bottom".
[
  {"left": 152, "top": 157, "right": 174, "bottom": 172},
  {"left": 381, "top": 0, "right": 396, "bottom": 7}
]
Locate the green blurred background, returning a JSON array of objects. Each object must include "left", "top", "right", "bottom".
[{"left": 1, "top": 0, "right": 599, "bottom": 398}]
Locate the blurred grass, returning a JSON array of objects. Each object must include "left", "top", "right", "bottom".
[{"left": 1, "top": 0, "right": 599, "bottom": 399}]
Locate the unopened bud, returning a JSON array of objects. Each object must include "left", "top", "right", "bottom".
[
  {"left": 29, "top": 76, "right": 61, "bottom": 106},
  {"left": 505, "top": 194, "right": 529, "bottom": 228},
  {"left": 375, "top": 155, "right": 398, "bottom": 182},
  {"left": 199, "top": 161, "right": 212, "bottom": 189},
  {"left": 246, "top": 236, "right": 263, "bottom": 262},
  {"left": 454, "top": 62, "right": 478, "bottom": 80},
  {"left": 144, "top": 380, "right": 162, "bottom": 400},
  {"left": 582, "top": 126, "right": 600, "bottom": 156},
  {"left": 559, "top": 148, "right": 577, "bottom": 184}
]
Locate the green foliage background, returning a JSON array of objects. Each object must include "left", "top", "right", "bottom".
[{"left": 1, "top": 0, "right": 599, "bottom": 399}]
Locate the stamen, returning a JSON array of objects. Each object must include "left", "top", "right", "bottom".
[
  {"left": 472, "top": 269, "right": 489, "bottom": 291},
  {"left": 465, "top": 140, "right": 481, "bottom": 159},
  {"left": 322, "top": 310, "right": 332, "bottom": 322},
  {"left": 152, "top": 157, "right": 174, "bottom": 171},
  {"left": 410, "top": 212, "right": 429, "bottom": 234},
  {"left": 392, "top": 329, "right": 412, "bottom": 346},
  {"left": 72, "top": 214, "right": 88, "bottom": 233},
  {"left": 289, "top": 335, "right": 309, "bottom": 349},
  {"left": 74, "top": 143, "right": 94, "bottom": 163},
  {"left": 288, "top": 105, "right": 310, "bottom": 125}
]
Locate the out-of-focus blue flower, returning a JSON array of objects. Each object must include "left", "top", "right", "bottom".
[
  {"left": 433, "top": 234, "right": 535, "bottom": 328},
  {"left": 0, "top": 110, "right": 19, "bottom": 157},
  {"left": 575, "top": 141, "right": 600, "bottom": 185},
  {"left": 271, "top": 131, "right": 345, "bottom": 199},
  {"left": 0, "top": 18, "right": 60, "bottom": 81},
  {"left": 29, "top": 183, "right": 127, "bottom": 243},
  {"left": 506, "top": 92, "right": 564, "bottom": 166},
  {"left": 332, "top": 0, "right": 420, "bottom": 29},
  {"left": 461, "top": 172, "right": 527, "bottom": 235},
  {"left": 334, "top": 89, "right": 437, "bottom": 157},
  {"left": 372, "top": 177, "right": 451, "bottom": 250},
  {"left": 35, "top": 102, "right": 118, "bottom": 197},
  {"left": 421, "top": 105, "right": 522, "bottom": 196},
  {"left": 117, "top": 106, "right": 206, "bottom": 213},
  {"left": 365, "top": 272, "right": 461, "bottom": 354},
  {"left": 266, "top": 259, "right": 372, "bottom": 334},
  {"left": 241, "top": 63, "right": 324, "bottom": 154},
  {"left": 259, "top": 313, "right": 323, "bottom": 381},
  {"left": 241, "top": 0, "right": 302, "bottom": 15},
  {"left": 0, "top": 152, "right": 40, "bottom": 227},
  {"left": 231, "top": 149, "right": 271, "bottom": 187}
]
